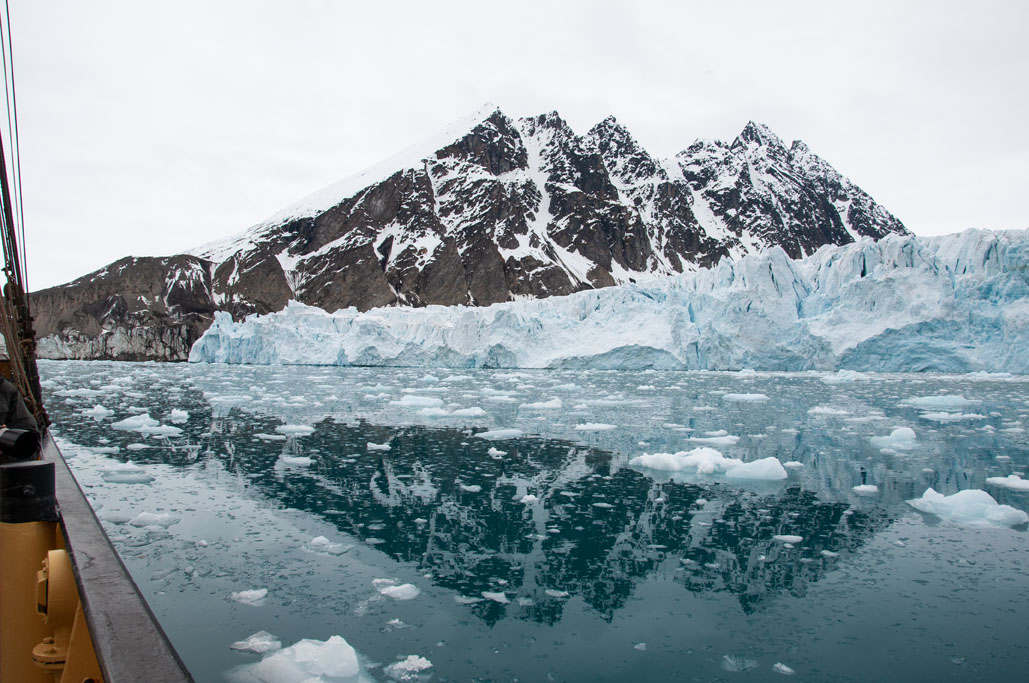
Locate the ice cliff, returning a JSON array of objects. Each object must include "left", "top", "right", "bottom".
[{"left": 189, "top": 229, "right": 1029, "bottom": 373}]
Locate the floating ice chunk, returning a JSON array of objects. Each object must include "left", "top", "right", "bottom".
[
  {"left": 419, "top": 407, "right": 451, "bottom": 417},
  {"left": 821, "top": 370, "right": 870, "bottom": 384},
  {"left": 459, "top": 484, "right": 482, "bottom": 493},
  {"left": 451, "top": 407, "right": 487, "bottom": 417},
  {"left": 231, "top": 588, "right": 268, "bottom": 605},
  {"left": 247, "top": 635, "right": 359, "bottom": 680},
  {"left": 808, "top": 406, "right": 849, "bottom": 416},
  {"left": 722, "top": 393, "right": 769, "bottom": 402},
  {"left": 481, "top": 591, "right": 508, "bottom": 604},
  {"left": 919, "top": 412, "right": 987, "bottom": 422},
  {"left": 820, "top": 549, "right": 839, "bottom": 558},
  {"left": 773, "top": 535, "right": 804, "bottom": 544},
  {"left": 852, "top": 484, "right": 879, "bottom": 494},
  {"left": 521, "top": 398, "right": 562, "bottom": 410},
  {"left": 367, "top": 442, "right": 391, "bottom": 451},
  {"left": 373, "top": 579, "right": 421, "bottom": 600},
  {"left": 575, "top": 423, "right": 616, "bottom": 431},
  {"left": 688, "top": 434, "right": 740, "bottom": 446},
  {"left": 125, "top": 443, "right": 148, "bottom": 451},
  {"left": 391, "top": 395, "right": 444, "bottom": 408},
  {"left": 129, "top": 511, "right": 179, "bottom": 528},
  {"left": 169, "top": 409, "right": 189, "bottom": 424},
  {"left": 487, "top": 447, "right": 507, "bottom": 457},
  {"left": 592, "top": 502, "right": 614, "bottom": 508},
  {"left": 255, "top": 433, "right": 288, "bottom": 441},
  {"left": 907, "top": 488, "right": 1029, "bottom": 526},
  {"left": 629, "top": 447, "right": 742, "bottom": 474},
  {"left": 783, "top": 461, "right": 804, "bottom": 469},
  {"left": 901, "top": 395, "right": 978, "bottom": 410},
  {"left": 545, "top": 589, "right": 569, "bottom": 598},
  {"left": 634, "top": 642, "right": 647, "bottom": 651},
  {"left": 454, "top": 595, "right": 483, "bottom": 604},
  {"left": 724, "top": 457, "right": 788, "bottom": 481},
  {"left": 419, "top": 374, "right": 439, "bottom": 384},
  {"left": 305, "top": 536, "right": 350, "bottom": 556},
  {"left": 279, "top": 455, "right": 313, "bottom": 466},
  {"left": 519, "top": 494, "right": 538, "bottom": 503},
  {"left": 102, "top": 471, "right": 155, "bottom": 484},
  {"left": 475, "top": 429, "right": 523, "bottom": 441},
  {"left": 385, "top": 655, "right": 433, "bottom": 681},
  {"left": 275, "top": 424, "right": 314, "bottom": 436},
  {"left": 722, "top": 654, "right": 758, "bottom": 672},
  {"left": 870, "top": 427, "right": 917, "bottom": 451},
  {"left": 133, "top": 424, "right": 182, "bottom": 437},
  {"left": 80, "top": 404, "right": 114, "bottom": 421},
  {"left": 230, "top": 630, "right": 282, "bottom": 654},
  {"left": 773, "top": 662, "right": 796, "bottom": 675},
  {"left": 112, "top": 413, "right": 159, "bottom": 431},
  {"left": 985, "top": 474, "right": 1029, "bottom": 491}
]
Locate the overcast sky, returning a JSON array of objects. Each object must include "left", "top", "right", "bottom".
[{"left": 7, "top": 0, "right": 1028, "bottom": 290}]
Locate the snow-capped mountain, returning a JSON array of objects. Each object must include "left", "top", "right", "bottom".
[
  {"left": 189, "top": 230, "right": 1029, "bottom": 374},
  {"left": 32, "top": 105, "right": 906, "bottom": 360}
]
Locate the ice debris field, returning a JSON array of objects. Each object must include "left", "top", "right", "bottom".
[
  {"left": 192, "top": 229, "right": 1029, "bottom": 374},
  {"left": 40, "top": 359, "right": 1029, "bottom": 682}
]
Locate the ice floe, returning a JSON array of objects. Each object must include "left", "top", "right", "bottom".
[{"left": 907, "top": 488, "right": 1029, "bottom": 527}]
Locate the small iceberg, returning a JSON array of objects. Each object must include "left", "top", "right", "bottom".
[{"left": 907, "top": 488, "right": 1028, "bottom": 527}]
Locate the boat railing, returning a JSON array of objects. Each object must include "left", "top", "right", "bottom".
[{"left": 0, "top": 434, "right": 194, "bottom": 682}]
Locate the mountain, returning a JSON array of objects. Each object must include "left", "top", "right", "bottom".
[
  {"left": 190, "top": 230, "right": 1029, "bottom": 374},
  {"left": 32, "top": 105, "right": 907, "bottom": 360}
]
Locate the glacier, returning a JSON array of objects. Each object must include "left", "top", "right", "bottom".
[{"left": 189, "top": 229, "right": 1029, "bottom": 374}]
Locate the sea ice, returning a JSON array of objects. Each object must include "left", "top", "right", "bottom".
[
  {"left": 246, "top": 635, "right": 359, "bottom": 680},
  {"left": 367, "top": 442, "right": 391, "bottom": 451},
  {"left": 230, "top": 631, "right": 282, "bottom": 654},
  {"left": 519, "top": 494, "right": 538, "bottom": 503},
  {"left": 169, "top": 409, "right": 190, "bottom": 423},
  {"left": 629, "top": 447, "right": 743, "bottom": 474},
  {"left": 451, "top": 406, "right": 487, "bottom": 417},
  {"left": 129, "top": 511, "right": 179, "bottom": 528},
  {"left": 574, "top": 423, "right": 617, "bottom": 431},
  {"left": 474, "top": 429, "right": 523, "bottom": 440},
  {"left": 487, "top": 447, "right": 507, "bottom": 457},
  {"left": 870, "top": 427, "right": 917, "bottom": 451},
  {"left": 112, "top": 413, "right": 159, "bottom": 431},
  {"left": 722, "top": 393, "right": 769, "bottom": 402},
  {"left": 901, "top": 395, "right": 978, "bottom": 410},
  {"left": 521, "top": 398, "right": 562, "bottom": 410},
  {"left": 808, "top": 406, "right": 849, "bottom": 415},
  {"left": 231, "top": 588, "right": 269, "bottom": 605},
  {"left": 852, "top": 484, "right": 879, "bottom": 494},
  {"left": 773, "top": 535, "right": 804, "bottom": 544},
  {"left": 373, "top": 579, "right": 421, "bottom": 600},
  {"left": 275, "top": 425, "right": 314, "bottom": 436},
  {"left": 773, "top": 662, "right": 796, "bottom": 675},
  {"left": 459, "top": 484, "right": 482, "bottom": 493},
  {"left": 391, "top": 395, "right": 444, "bottom": 408},
  {"left": 985, "top": 474, "right": 1029, "bottom": 491},
  {"left": 724, "top": 457, "right": 788, "bottom": 481},
  {"left": 481, "top": 591, "right": 509, "bottom": 604},
  {"left": 80, "top": 404, "right": 114, "bottom": 421},
  {"left": 907, "top": 488, "right": 1029, "bottom": 527},
  {"left": 384, "top": 655, "right": 433, "bottom": 681},
  {"left": 279, "top": 455, "right": 313, "bottom": 466}
]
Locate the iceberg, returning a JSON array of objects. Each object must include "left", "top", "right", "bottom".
[{"left": 190, "top": 229, "right": 1029, "bottom": 373}]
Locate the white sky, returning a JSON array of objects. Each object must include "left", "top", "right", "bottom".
[{"left": 7, "top": 0, "right": 1028, "bottom": 290}]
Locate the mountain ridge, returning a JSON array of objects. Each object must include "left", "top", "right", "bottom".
[{"left": 31, "top": 105, "right": 908, "bottom": 360}]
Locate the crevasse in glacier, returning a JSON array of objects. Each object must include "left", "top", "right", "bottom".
[{"left": 188, "top": 229, "right": 1029, "bottom": 373}]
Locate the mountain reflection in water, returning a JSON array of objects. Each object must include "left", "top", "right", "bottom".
[{"left": 39, "top": 361, "right": 1029, "bottom": 683}]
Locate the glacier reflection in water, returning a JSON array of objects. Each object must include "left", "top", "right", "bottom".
[{"left": 40, "top": 361, "right": 1029, "bottom": 682}]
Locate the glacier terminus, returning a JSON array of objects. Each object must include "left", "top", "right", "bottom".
[{"left": 190, "top": 228, "right": 1029, "bottom": 374}]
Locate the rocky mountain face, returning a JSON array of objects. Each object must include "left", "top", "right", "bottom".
[{"left": 31, "top": 105, "right": 907, "bottom": 360}]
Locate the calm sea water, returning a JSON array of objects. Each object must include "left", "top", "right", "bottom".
[{"left": 39, "top": 361, "right": 1029, "bottom": 682}]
